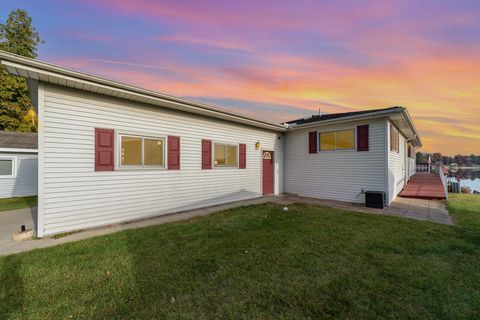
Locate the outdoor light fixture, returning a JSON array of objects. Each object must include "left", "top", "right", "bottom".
[{"left": 255, "top": 141, "right": 261, "bottom": 150}]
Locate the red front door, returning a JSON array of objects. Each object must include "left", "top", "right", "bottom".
[{"left": 262, "top": 151, "right": 274, "bottom": 195}]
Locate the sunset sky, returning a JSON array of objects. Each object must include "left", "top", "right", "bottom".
[{"left": 1, "top": 0, "right": 479, "bottom": 155}]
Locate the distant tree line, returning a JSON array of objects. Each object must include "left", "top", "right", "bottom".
[{"left": 417, "top": 152, "right": 480, "bottom": 166}]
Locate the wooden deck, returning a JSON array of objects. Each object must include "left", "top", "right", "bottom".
[{"left": 399, "top": 174, "right": 447, "bottom": 200}]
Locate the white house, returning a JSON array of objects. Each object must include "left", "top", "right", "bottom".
[
  {"left": 0, "top": 51, "right": 421, "bottom": 237},
  {"left": 0, "top": 131, "right": 38, "bottom": 198}
]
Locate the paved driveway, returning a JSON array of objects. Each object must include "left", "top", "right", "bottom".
[{"left": 0, "top": 207, "right": 36, "bottom": 254}]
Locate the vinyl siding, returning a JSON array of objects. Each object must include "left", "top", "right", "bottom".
[
  {"left": 40, "top": 84, "right": 283, "bottom": 236},
  {"left": 284, "top": 118, "right": 387, "bottom": 204},
  {"left": 387, "top": 121, "right": 408, "bottom": 204},
  {"left": 0, "top": 152, "right": 38, "bottom": 198},
  {"left": 408, "top": 157, "right": 416, "bottom": 180}
]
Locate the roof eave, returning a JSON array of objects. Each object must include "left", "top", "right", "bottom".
[
  {"left": 0, "top": 51, "right": 286, "bottom": 132},
  {"left": 284, "top": 108, "right": 403, "bottom": 130}
]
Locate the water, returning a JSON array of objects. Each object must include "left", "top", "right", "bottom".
[{"left": 448, "top": 169, "right": 480, "bottom": 193}]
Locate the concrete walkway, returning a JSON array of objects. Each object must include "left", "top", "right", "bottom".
[
  {"left": 0, "top": 207, "right": 36, "bottom": 254},
  {"left": 0, "top": 197, "right": 272, "bottom": 256},
  {"left": 274, "top": 195, "right": 452, "bottom": 225},
  {"left": 0, "top": 195, "right": 452, "bottom": 256}
]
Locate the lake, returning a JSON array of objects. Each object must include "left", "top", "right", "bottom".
[{"left": 448, "top": 169, "right": 480, "bottom": 193}]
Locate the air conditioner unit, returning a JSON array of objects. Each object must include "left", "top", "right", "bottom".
[{"left": 365, "top": 191, "right": 386, "bottom": 209}]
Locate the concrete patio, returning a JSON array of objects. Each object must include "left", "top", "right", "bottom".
[
  {"left": 0, "top": 194, "right": 452, "bottom": 256},
  {"left": 274, "top": 195, "right": 452, "bottom": 225}
]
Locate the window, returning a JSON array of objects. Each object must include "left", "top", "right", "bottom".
[
  {"left": 320, "top": 131, "right": 335, "bottom": 151},
  {"left": 214, "top": 143, "right": 238, "bottom": 167},
  {"left": 0, "top": 157, "right": 15, "bottom": 178},
  {"left": 319, "top": 129, "right": 355, "bottom": 151},
  {"left": 336, "top": 129, "right": 355, "bottom": 150},
  {"left": 390, "top": 125, "right": 399, "bottom": 153},
  {"left": 120, "top": 134, "right": 165, "bottom": 167}
]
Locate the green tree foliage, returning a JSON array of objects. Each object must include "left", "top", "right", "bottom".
[
  {"left": 0, "top": 9, "right": 42, "bottom": 132},
  {"left": 416, "top": 152, "right": 426, "bottom": 164}
]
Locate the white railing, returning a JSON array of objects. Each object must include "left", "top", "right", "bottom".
[
  {"left": 416, "top": 164, "right": 430, "bottom": 173},
  {"left": 437, "top": 164, "right": 448, "bottom": 199}
]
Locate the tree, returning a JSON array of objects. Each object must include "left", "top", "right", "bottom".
[
  {"left": 416, "top": 152, "right": 426, "bottom": 164},
  {"left": 0, "top": 9, "right": 42, "bottom": 132},
  {"left": 431, "top": 152, "right": 443, "bottom": 164}
]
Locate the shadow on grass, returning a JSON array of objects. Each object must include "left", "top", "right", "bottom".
[{"left": 0, "top": 255, "right": 24, "bottom": 319}]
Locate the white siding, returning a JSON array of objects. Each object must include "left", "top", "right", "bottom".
[
  {"left": 387, "top": 121, "right": 408, "bottom": 204},
  {"left": 284, "top": 118, "right": 387, "bottom": 204},
  {"left": 0, "top": 152, "right": 37, "bottom": 198},
  {"left": 408, "top": 157, "right": 416, "bottom": 180},
  {"left": 40, "top": 84, "right": 283, "bottom": 236}
]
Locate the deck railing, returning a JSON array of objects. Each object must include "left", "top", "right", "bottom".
[
  {"left": 416, "top": 164, "right": 431, "bottom": 174},
  {"left": 436, "top": 164, "right": 449, "bottom": 200}
]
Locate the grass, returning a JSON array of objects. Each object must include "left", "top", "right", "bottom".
[
  {"left": 0, "top": 196, "right": 37, "bottom": 212},
  {"left": 1, "top": 195, "right": 480, "bottom": 319}
]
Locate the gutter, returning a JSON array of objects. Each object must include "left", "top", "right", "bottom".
[{"left": 0, "top": 148, "right": 38, "bottom": 153}]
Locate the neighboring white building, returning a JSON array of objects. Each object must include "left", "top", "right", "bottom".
[
  {"left": 0, "top": 131, "right": 38, "bottom": 198},
  {"left": 0, "top": 51, "right": 421, "bottom": 237}
]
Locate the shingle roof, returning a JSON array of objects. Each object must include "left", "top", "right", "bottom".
[
  {"left": 284, "top": 106, "right": 403, "bottom": 126},
  {"left": 0, "top": 131, "right": 38, "bottom": 149}
]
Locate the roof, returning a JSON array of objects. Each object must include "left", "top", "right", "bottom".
[
  {"left": 0, "top": 131, "right": 38, "bottom": 150},
  {"left": 0, "top": 50, "right": 421, "bottom": 147},
  {"left": 284, "top": 106, "right": 403, "bottom": 125},
  {"left": 0, "top": 50, "right": 286, "bottom": 132},
  {"left": 284, "top": 106, "right": 422, "bottom": 148}
]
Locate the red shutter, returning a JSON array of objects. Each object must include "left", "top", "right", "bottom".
[
  {"left": 357, "top": 125, "right": 369, "bottom": 151},
  {"left": 168, "top": 136, "right": 180, "bottom": 170},
  {"left": 239, "top": 143, "right": 246, "bottom": 169},
  {"left": 202, "top": 139, "right": 212, "bottom": 169},
  {"left": 309, "top": 131, "right": 317, "bottom": 153},
  {"left": 95, "top": 128, "right": 114, "bottom": 171}
]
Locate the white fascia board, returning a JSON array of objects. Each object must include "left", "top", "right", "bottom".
[{"left": 0, "top": 148, "right": 38, "bottom": 153}]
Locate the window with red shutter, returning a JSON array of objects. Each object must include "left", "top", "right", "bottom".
[
  {"left": 95, "top": 128, "right": 114, "bottom": 171},
  {"left": 357, "top": 125, "right": 369, "bottom": 151},
  {"left": 202, "top": 139, "right": 212, "bottom": 169},
  {"left": 308, "top": 131, "right": 317, "bottom": 153},
  {"left": 239, "top": 143, "right": 246, "bottom": 169},
  {"left": 168, "top": 136, "right": 180, "bottom": 170}
]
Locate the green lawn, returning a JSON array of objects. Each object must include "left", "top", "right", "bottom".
[
  {"left": 1, "top": 195, "right": 480, "bottom": 319},
  {"left": 0, "top": 196, "right": 37, "bottom": 212}
]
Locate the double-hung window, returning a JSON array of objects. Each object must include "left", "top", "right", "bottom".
[
  {"left": 120, "top": 134, "right": 165, "bottom": 168},
  {"left": 0, "top": 157, "right": 16, "bottom": 178},
  {"left": 319, "top": 129, "right": 355, "bottom": 151},
  {"left": 214, "top": 143, "right": 238, "bottom": 167}
]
